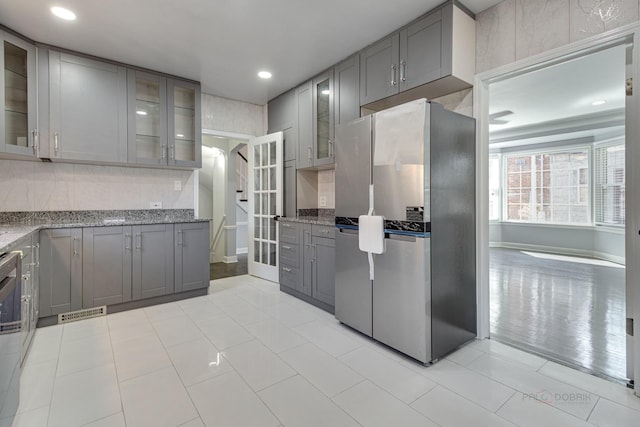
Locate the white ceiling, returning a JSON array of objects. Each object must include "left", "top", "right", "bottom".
[
  {"left": 0, "top": 0, "right": 500, "bottom": 106},
  {"left": 489, "top": 44, "right": 627, "bottom": 143}
]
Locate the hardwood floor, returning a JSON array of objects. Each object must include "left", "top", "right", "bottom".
[
  {"left": 210, "top": 254, "right": 248, "bottom": 280},
  {"left": 490, "top": 247, "right": 626, "bottom": 381}
]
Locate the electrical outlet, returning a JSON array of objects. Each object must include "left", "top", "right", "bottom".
[
  {"left": 150, "top": 201, "right": 162, "bottom": 209},
  {"left": 174, "top": 180, "right": 182, "bottom": 191},
  {"left": 319, "top": 196, "right": 327, "bottom": 207}
]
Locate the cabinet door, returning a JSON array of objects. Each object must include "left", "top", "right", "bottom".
[
  {"left": 39, "top": 228, "right": 82, "bottom": 316},
  {"left": 49, "top": 51, "right": 127, "bottom": 162},
  {"left": 295, "top": 81, "right": 313, "bottom": 169},
  {"left": 283, "top": 159, "right": 296, "bottom": 218},
  {"left": 313, "top": 70, "right": 335, "bottom": 167},
  {"left": 127, "top": 70, "right": 168, "bottom": 165},
  {"left": 300, "top": 225, "right": 312, "bottom": 296},
  {"left": 31, "top": 233, "right": 40, "bottom": 328},
  {"left": 268, "top": 90, "right": 297, "bottom": 162},
  {"left": 399, "top": 7, "right": 449, "bottom": 91},
  {"left": 82, "top": 226, "right": 132, "bottom": 308},
  {"left": 359, "top": 33, "right": 400, "bottom": 106},
  {"left": 312, "top": 236, "right": 335, "bottom": 307},
  {"left": 1, "top": 32, "right": 37, "bottom": 157},
  {"left": 168, "top": 79, "right": 202, "bottom": 168},
  {"left": 335, "top": 54, "right": 360, "bottom": 126},
  {"left": 175, "top": 222, "right": 210, "bottom": 292},
  {"left": 132, "top": 224, "right": 174, "bottom": 300}
]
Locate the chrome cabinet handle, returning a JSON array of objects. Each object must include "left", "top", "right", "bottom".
[
  {"left": 177, "top": 230, "right": 183, "bottom": 247},
  {"left": 32, "top": 130, "right": 38, "bottom": 154},
  {"left": 125, "top": 233, "right": 132, "bottom": 250},
  {"left": 161, "top": 144, "right": 165, "bottom": 160},
  {"left": 282, "top": 245, "right": 291, "bottom": 250},
  {"left": 308, "top": 146, "right": 312, "bottom": 161},
  {"left": 320, "top": 229, "right": 329, "bottom": 234},
  {"left": 400, "top": 60, "right": 407, "bottom": 82},
  {"left": 328, "top": 140, "right": 333, "bottom": 157},
  {"left": 283, "top": 267, "right": 292, "bottom": 273},
  {"left": 73, "top": 236, "right": 78, "bottom": 256},
  {"left": 135, "top": 233, "right": 142, "bottom": 250},
  {"left": 35, "top": 243, "right": 40, "bottom": 266},
  {"left": 170, "top": 145, "right": 175, "bottom": 161},
  {"left": 391, "top": 64, "right": 397, "bottom": 86},
  {"left": 54, "top": 132, "right": 59, "bottom": 155},
  {"left": 282, "top": 223, "right": 292, "bottom": 228}
]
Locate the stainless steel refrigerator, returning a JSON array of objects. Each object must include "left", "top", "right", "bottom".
[{"left": 334, "top": 99, "right": 476, "bottom": 364}]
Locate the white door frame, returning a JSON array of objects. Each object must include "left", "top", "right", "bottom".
[{"left": 474, "top": 23, "right": 640, "bottom": 393}]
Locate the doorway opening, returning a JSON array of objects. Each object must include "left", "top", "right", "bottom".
[
  {"left": 198, "top": 132, "right": 250, "bottom": 280},
  {"left": 486, "top": 44, "right": 628, "bottom": 381}
]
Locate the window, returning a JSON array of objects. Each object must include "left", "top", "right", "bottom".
[
  {"left": 489, "top": 157, "right": 500, "bottom": 220},
  {"left": 595, "top": 143, "right": 625, "bottom": 225},
  {"left": 505, "top": 150, "right": 590, "bottom": 225}
]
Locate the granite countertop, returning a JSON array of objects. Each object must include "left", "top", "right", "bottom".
[
  {"left": 277, "top": 216, "right": 335, "bottom": 226},
  {"left": 0, "top": 210, "right": 210, "bottom": 254}
]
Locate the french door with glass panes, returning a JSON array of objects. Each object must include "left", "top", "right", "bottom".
[{"left": 248, "top": 132, "right": 283, "bottom": 282}]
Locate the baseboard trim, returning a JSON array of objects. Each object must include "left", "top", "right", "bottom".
[
  {"left": 236, "top": 247, "right": 248, "bottom": 254},
  {"left": 491, "top": 242, "right": 625, "bottom": 265},
  {"left": 223, "top": 255, "right": 238, "bottom": 264}
]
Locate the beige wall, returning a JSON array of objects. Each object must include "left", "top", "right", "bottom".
[
  {"left": 476, "top": 0, "right": 638, "bottom": 74},
  {"left": 201, "top": 93, "right": 266, "bottom": 136},
  {"left": 0, "top": 94, "right": 265, "bottom": 212}
]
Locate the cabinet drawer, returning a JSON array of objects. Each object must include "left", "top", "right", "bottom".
[
  {"left": 280, "top": 265, "right": 299, "bottom": 289},
  {"left": 312, "top": 225, "right": 335, "bottom": 239},
  {"left": 279, "top": 242, "right": 299, "bottom": 267},
  {"left": 279, "top": 221, "right": 298, "bottom": 243}
]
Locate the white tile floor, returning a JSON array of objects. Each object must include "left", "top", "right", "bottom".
[{"left": 4, "top": 274, "right": 640, "bottom": 427}]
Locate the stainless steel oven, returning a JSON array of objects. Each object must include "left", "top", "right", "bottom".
[{"left": 0, "top": 252, "right": 22, "bottom": 424}]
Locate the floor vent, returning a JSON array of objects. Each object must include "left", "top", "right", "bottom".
[{"left": 58, "top": 306, "right": 107, "bottom": 324}]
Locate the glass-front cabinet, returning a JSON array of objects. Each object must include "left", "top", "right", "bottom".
[
  {"left": 312, "top": 70, "right": 334, "bottom": 167},
  {"left": 168, "top": 79, "right": 201, "bottom": 168},
  {"left": 127, "top": 70, "right": 167, "bottom": 165},
  {"left": 1, "top": 31, "right": 37, "bottom": 157}
]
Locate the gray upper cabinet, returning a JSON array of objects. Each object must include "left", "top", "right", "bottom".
[
  {"left": 283, "top": 159, "right": 296, "bottom": 218},
  {"left": 127, "top": 70, "right": 168, "bottom": 165},
  {"left": 359, "top": 2, "right": 475, "bottom": 108},
  {"left": 82, "top": 226, "right": 132, "bottom": 308},
  {"left": 296, "top": 81, "right": 313, "bottom": 169},
  {"left": 39, "top": 228, "right": 82, "bottom": 317},
  {"left": 334, "top": 54, "right": 360, "bottom": 126},
  {"left": 0, "top": 31, "right": 37, "bottom": 158},
  {"left": 175, "top": 222, "right": 210, "bottom": 292},
  {"left": 312, "top": 70, "right": 334, "bottom": 167},
  {"left": 168, "top": 79, "right": 202, "bottom": 168},
  {"left": 132, "top": 224, "right": 174, "bottom": 300},
  {"left": 359, "top": 33, "right": 400, "bottom": 106},
  {"left": 48, "top": 51, "right": 128, "bottom": 163},
  {"left": 399, "top": 8, "right": 447, "bottom": 92},
  {"left": 268, "top": 89, "right": 296, "bottom": 162}
]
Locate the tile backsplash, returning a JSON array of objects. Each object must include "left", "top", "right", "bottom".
[{"left": 0, "top": 159, "right": 194, "bottom": 212}]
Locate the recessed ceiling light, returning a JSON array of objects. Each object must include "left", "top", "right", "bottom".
[
  {"left": 136, "top": 110, "right": 147, "bottom": 116},
  {"left": 321, "top": 89, "right": 330, "bottom": 95},
  {"left": 51, "top": 6, "right": 77, "bottom": 21},
  {"left": 591, "top": 99, "right": 606, "bottom": 106},
  {"left": 258, "top": 71, "right": 272, "bottom": 79}
]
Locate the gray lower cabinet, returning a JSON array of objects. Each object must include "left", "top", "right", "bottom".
[
  {"left": 48, "top": 50, "right": 128, "bottom": 163},
  {"left": 15, "top": 233, "right": 38, "bottom": 362},
  {"left": 82, "top": 226, "right": 132, "bottom": 307},
  {"left": 278, "top": 221, "right": 335, "bottom": 311},
  {"left": 132, "top": 224, "right": 174, "bottom": 300},
  {"left": 39, "top": 228, "right": 83, "bottom": 317},
  {"left": 175, "top": 222, "right": 210, "bottom": 292}
]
